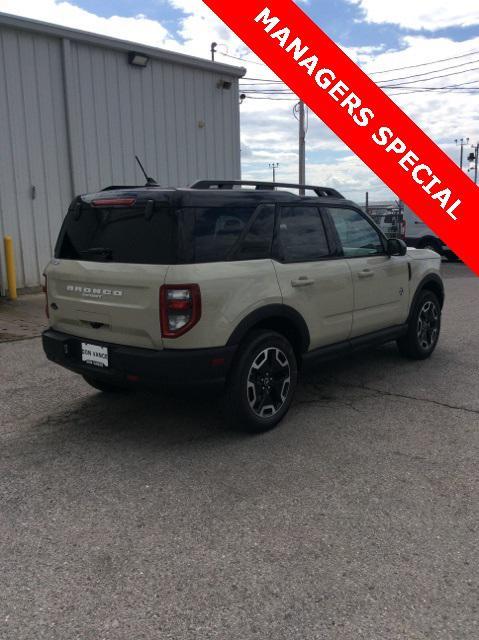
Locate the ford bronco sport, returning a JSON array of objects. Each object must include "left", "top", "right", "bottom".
[{"left": 42, "top": 180, "right": 444, "bottom": 433}]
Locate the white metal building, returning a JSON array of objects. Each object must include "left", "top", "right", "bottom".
[{"left": 0, "top": 13, "right": 244, "bottom": 292}]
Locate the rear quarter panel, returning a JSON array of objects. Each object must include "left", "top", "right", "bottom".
[{"left": 164, "top": 260, "right": 282, "bottom": 349}]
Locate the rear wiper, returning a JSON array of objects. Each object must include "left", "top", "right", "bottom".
[{"left": 80, "top": 247, "right": 113, "bottom": 260}]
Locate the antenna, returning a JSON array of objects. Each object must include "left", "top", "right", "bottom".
[{"left": 135, "top": 155, "right": 158, "bottom": 186}]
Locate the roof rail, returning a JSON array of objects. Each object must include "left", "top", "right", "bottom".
[
  {"left": 190, "top": 180, "right": 345, "bottom": 199},
  {"left": 101, "top": 185, "right": 143, "bottom": 191}
]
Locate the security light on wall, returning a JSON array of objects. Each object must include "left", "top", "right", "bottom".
[{"left": 128, "top": 51, "right": 149, "bottom": 68}]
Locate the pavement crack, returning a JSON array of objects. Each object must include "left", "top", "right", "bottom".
[
  {"left": 296, "top": 389, "right": 364, "bottom": 413},
  {"left": 325, "top": 381, "right": 479, "bottom": 416}
]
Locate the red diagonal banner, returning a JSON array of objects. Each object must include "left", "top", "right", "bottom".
[{"left": 203, "top": 0, "right": 479, "bottom": 275}]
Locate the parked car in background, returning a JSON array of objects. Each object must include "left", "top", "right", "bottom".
[
  {"left": 403, "top": 205, "right": 458, "bottom": 260},
  {"left": 366, "top": 203, "right": 405, "bottom": 241}
]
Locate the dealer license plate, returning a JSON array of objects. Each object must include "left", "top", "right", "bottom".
[{"left": 81, "top": 343, "right": 109, "bottom": 368}]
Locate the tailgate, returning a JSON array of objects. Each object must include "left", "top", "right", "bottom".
[{"left": 45, "top": 259, "right": 168, "bottom": 349}]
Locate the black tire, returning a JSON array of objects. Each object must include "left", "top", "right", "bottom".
[
  {"left": 419, "top": 238, "right": 442, "bottom": 255},
  {"left": 225, "top": 330, "right": 298, "bottom": 433},
  {"left": 447, "top": 253, "right": 461, "bottom": 263},
  {"left": 82, "top": 374, "right": 130, "bottom": 393},
  {"left": 397, "top": 290, "right": 441, "bottom": 360}
]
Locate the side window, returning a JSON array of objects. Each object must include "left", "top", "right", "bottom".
[
  {"left": 327, "top": 207, "right": 385, "bottom": 258},
  {"left": 191, "top": 206, "right": 257, "bottom": 262},
  {"left": 278, "top": 206, "right": 330, "bottom": 262},
  {"left": 237, "top": 205, "right": 275, "bottom": 260}
]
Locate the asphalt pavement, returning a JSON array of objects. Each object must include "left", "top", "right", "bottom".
[{"left": 1, "top": 262, "right": 478, "bottom": 640}]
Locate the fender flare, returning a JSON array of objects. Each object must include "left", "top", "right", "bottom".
[
  {"left": 226, "top": 304, "right": 310, "bottom": 352},
  {"left": 409, "top": 273, "right": 445, "bottom": 321}
]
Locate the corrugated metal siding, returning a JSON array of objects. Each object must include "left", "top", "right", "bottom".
[
  {"left": 66, "top": 41, "right": 240, "bottom": 193},
  {"left": 0, "top": 23, "right": 241, "bottom": 291},
  {"left": 0, "top": 28, "right": 71, "bottom": 290}
]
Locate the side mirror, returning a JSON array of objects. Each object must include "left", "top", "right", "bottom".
[{"left": 387, "top": 238, "right": 407, "bottom": 257}]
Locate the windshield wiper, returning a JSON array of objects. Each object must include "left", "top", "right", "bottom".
[{"left": 80, "top": 247, "right": 113, "bottom": 261}]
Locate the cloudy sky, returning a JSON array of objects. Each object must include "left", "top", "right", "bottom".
[{"left": 0, "top": 0, "right": 478, "bottom": 202}]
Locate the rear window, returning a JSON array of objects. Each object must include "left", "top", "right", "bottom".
[{"left": 55, "top": 202, "right": 176, "bottom": 265}]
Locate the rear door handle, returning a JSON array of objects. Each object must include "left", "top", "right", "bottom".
[
  {"left": 358, "top": 269, "right": 374, "bottom": 279},
  {"left": 291, "top": 276, "right": 315, "bottom": 288}
]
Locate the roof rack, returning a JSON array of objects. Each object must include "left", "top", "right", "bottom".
[{"left": 190, "top": 180, "right": 345, "bottom": 199}]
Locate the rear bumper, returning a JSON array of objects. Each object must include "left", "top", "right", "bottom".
[{"left": 42, "top": 329, "right": 237, "bottom": 387}]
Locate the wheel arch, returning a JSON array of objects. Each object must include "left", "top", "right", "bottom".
[
  {"left": 226, "top": 305, "right": 310, "bottom": 355},
  {"left": 409, "top": 274, "right": 445, "bottom": 320}
]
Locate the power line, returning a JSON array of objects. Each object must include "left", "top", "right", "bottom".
[
  {"left": 243, "top": 60, "right": 479, "bottom": 88},
  {"left": 243, "top": 95, "right": 299, "bottom": 101},
  {"left": 389, "top": 87, "right": 479, "bottom": 96},
  {"left": 396, "top": 78, "right": 479, "bottom": 87},
  {"left": 382, "top": 78, "right": 479, "bottom": 91},
  {"left": 222, "top": 48, "right": 479, "bottom": 76},
  {"left": 241, "top": 85, "right": 479, "bottom": 95},
  {"left": 386, "top": 83, "right": 479, "bottom": 93},
  {"left": 379, "top": 65, "right": 479, "bottom": 86},
  {"left": 241, "top": 87, "right": 296, "bottom": 96},
  {"left": 241, "top": 80, "right": 479, "bottom": 94},
  {"left": 240, "top": 84, "right": 479, "bottom": 102},
  {"left": 391, "top": 88, "right": 479, "bottom": 96},
  {"left": 378, "top": 59, "right": 479, "bottom": 85},
  {"left": 218, "top": 51, "right": 265, "bottom": 66},
  {"left": 242, "top": 77, "right": 285, "bottom": 84},
  {"left": 240, "top": 73, "right": 479, "bottom": 101},
  {"left": 367, "top": 49, "right": 479, "bottom": 75}
]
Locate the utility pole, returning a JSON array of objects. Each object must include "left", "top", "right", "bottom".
[
  {"left": 475, "top": 145, "right": 479, "bottom": 185},
  {"left": 469, "top": 143, "right": 479, "bottom": 185},
  {"left": 456, "top": 138, "right": 470, "bottom": 170},
  {"left": 365, "top": 191, "right": 369, "bottom": 215},
  {"left": 210, "top": 42, "right": 217, "bottom": 62},
  {"left": 298, "top": 100, "right": 306, "bottom": 195},
  {"left": 269, "top": 163, "right": 279, "bottom": 183}
]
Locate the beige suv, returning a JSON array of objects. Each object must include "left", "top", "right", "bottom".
[{"left": 42, "top": 180, "right": 444, "bottom": 432}]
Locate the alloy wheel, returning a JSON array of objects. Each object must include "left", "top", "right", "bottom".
[
  {"left": 417, "top": 300, "right": 439, "bottom": 351},
  {"left": 247, "top": 347, "right": 291, "bottom": 418}
]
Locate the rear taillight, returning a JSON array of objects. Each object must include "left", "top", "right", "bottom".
[
  {"left": 160, "top": 284, "right": 201, "bottom": 338},
  {"left": 42, "top": 276, "right": 49, "bottom": 319}
]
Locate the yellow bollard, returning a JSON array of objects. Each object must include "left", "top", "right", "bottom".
[{"left": 3, "top": 236, "right": 17, "bottom": 301}]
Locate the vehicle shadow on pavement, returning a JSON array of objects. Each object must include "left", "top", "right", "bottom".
[
  {"left": 29, "top": 343, "right": 409, "bottom": 451},
  {"left": 301, "top": 341, "right": 404, "bottom": 385},
  {"left": 32, "top": 384, "right": 249, "bottom": 450}
]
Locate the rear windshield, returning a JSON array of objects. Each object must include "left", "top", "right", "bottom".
[{"left": 55, "top": 202, "right": 176, "bottom": 265}]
